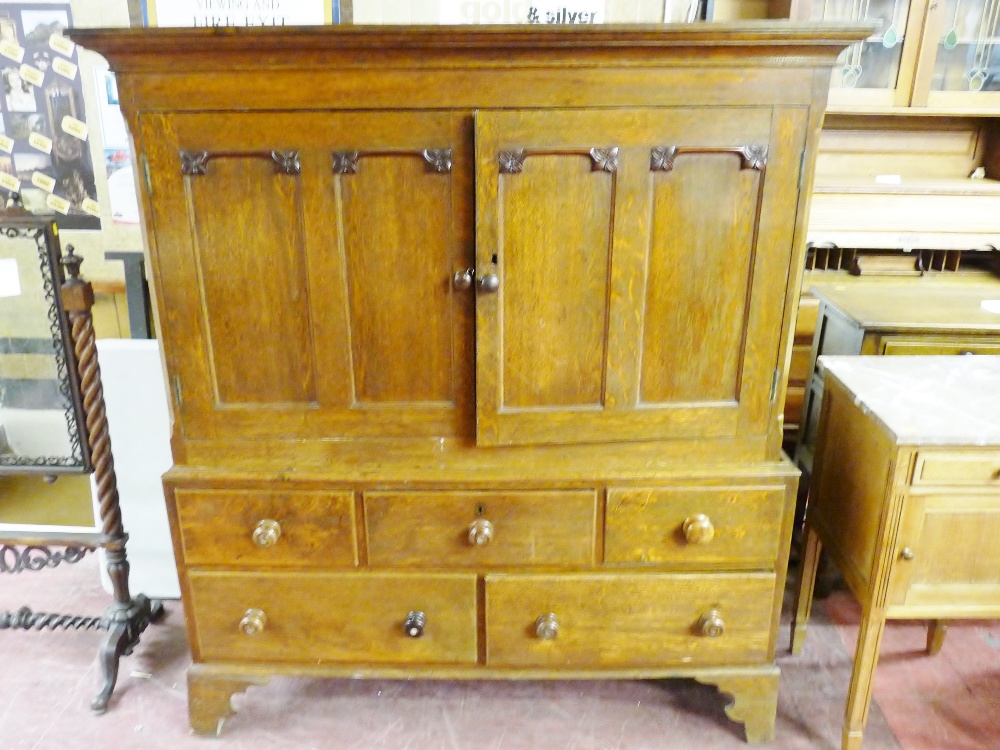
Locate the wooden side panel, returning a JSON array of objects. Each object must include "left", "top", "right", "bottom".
[
  {"left": 485, "top": 571, "right": 775, "bottom": 667},
  {"left": 338, "top": 154, "right": 456, "bottom": 404},
  {"left": 500, "top": 154, "right": 612, "bottom": 408},
  {"left": 364, "top": 490, "right": 596, "bottom": 566},
  {"left": 187, "top": 155, "right": 314, "bottom": 405},
  {"left": 641, "top": 153, "right": 760, "bottom": 403},
  {"left": 189, "top": 571, "right": 478, "bottom": 664}
]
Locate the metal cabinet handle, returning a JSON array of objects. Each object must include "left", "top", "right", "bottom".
[
  {"left": 477, "top": 273, "right": 500, "bottom": 293},
  {"left": 404, "top": 611, "right": 426, "bottom": 637},
  {"left": 468, "top": 518, "right": 494, "bottom": 546},
  {"left": 535, "top": 613, "right": 559, "bottom": 640},
  {"left": 699, "top": 609, "right": 725, "bottom": 638},
  {"left": 682, "top": 514, "right": 715, "bottom": 544},
  {"left": 239, "top": 608, "right": 267, "bottom": 636},
  {"left": 252, "top": 519, "right": 281, "bottom": 548}
]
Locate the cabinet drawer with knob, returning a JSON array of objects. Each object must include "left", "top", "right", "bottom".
[
  {"left": 911, "top": 451, "right": 1000, "bottom": 486},
  {"left": 173, "top": 489, "right": 357, "bottom": 567},
  {"left": 188, "top": 571, "right": 477, "bottom": 664},
  {"left": 604, "top": 486, "right": 788, "bottom": 568},
  {"left": 484, "top": 572, "right": 775, "bottom": 667},
  {"left": 364, "top": 490, "right": 596, "bottom": 567}
]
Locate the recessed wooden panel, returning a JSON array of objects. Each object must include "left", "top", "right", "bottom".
[
  {"left": 174, "top": 488, "right": 357, "bottom": 567},
  {"left": 339, "top": 154, "right": 455, "bottom": 403},
  {"left": 903, "top": 497, "right": 1000, "bottom": 589},
  {"left": 641, "top": 153, "right": 760, "bottom": 404},
  {"left": 188, "top": 156, "right": 315, "bottom": 405},
  {"left": 501, "top": 154, "right": 612, "bottom": 408},
  {"left": 189, "top": 571, "right": 478, "bottom": 664},
  {"left": 485, "top": 571, "right": 775, "bottom": 667},
  {"left": 364, "top": 489, "right": 596, "bottom": 567}
]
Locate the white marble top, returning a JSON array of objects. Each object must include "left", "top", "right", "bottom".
[{"left": 818, "top": 355, "right": 1000, "bottom": 446}]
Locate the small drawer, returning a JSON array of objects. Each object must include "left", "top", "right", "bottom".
[
  {"left": 879, "top": 337, "right": 1000, "bottom": 356},
  {"left": 174, "top": 489, "right": 357, "bottom": 567},
  {"left": 364, "top": 490, "right": 596, "bottom": 567},
  {"left": 485, "top": 572, "right": 775, "bottom": 667},
  {"left": 189, "top": 571, "right": 477, "bottom": 664},
  {"left": 605, "top": 486, "right": 787, "bottom": 567},
  {"left": 912, "top": 452, "right": 1000, "bottom": 486}
]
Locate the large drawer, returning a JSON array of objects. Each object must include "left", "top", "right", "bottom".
[
  {"left": 912, "top": 451, "right": 1000, "bottom": 486},
  {"left": 604, "top": 486, "right": 787, "bottom": 567},
  {"left": 364, "top": 490, "right": 596, "bottom": 567},
  {"left": 174, "top": 489, "right": 357, "bottom": 567},
  {"left": 485, "top": 572, "right": 775, "bottom": 667},
  {"left": 189, "top": 571, "right": 477, "bottom": 664}
]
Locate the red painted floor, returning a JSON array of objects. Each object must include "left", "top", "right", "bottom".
[
  {"left": 824, "top": 592, "right": 1000, "bottom": 750},
  {"left": 4, "top": 554, "right": 993, "bottom": 749}
]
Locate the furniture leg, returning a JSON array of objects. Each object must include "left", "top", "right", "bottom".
[
  {"left": 791, "top": 524, "right": 822, "bottom": 654},
  {"left": 91, "top": 593, "right": 165, "bottom": 713},
  {"left": 694, "top": 666, "right": 780, "bottom": 743},
  {"left": 926, "top": 619, "right": 948, "bottom": 655},
  {"left": 843, "top": 607, "right": 887, "bottom": 750},
  {"left": 188, "top": 664, "right": 270, "bottom": 736}
]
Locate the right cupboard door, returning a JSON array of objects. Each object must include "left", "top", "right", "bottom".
[{"left": 474, "top": 108, "right": 808, "bottom": 447}]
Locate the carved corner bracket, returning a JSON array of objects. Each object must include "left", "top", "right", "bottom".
[
  {"left": 498, "top": 149, "right": 527, "bottom": 174},
  {"left": 589, "top": 147, "right": 619, "bottom": 173},
  {"left": 422, "top": 149, "right": 452, "bottom": 173},
  {"left": 271, "top": 150, "right": 301, "bottom": 175},
  {"left": 180, "top": 150, "right": 210, "bottom": 176},
  {"left": 738, "top": 145, "right": 768, "bottom": 171},
  {"left": 650, "top": 146, "right": 679, "bottom": 172}
]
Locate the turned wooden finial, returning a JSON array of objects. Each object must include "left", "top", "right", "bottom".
[{"left": 59, "top": 244, "right": 94, "bottom": 312}]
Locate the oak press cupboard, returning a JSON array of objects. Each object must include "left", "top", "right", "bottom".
[{"left": 72, "top": 24, "right": 868, "bottom": 739}]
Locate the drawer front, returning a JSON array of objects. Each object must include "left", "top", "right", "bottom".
[
  {"left": 605, "top": 486, "right": 787, "bottom": 567},
  {"left": 365, "top": 490, "right": 596, "bottom": 567},
  {"left": 174, "top": 489, "right": 357, "bottom": 567},
  {"left": 485, "top": 572, "right": 775, "bottom": 667},
  {"left": 890, "top": 493, "right": 1000, "bottom": 609},
  {"left": 913, "top": 451, "right": 1000, "bottom": 486},
  {"left": 879, "top": 337, "right": 1000, "bottom": 356},
  {"left": 189, "top": 571, "right": 477, "bottom": 664}
]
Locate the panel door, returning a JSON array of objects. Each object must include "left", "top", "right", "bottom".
[
  {"left": 141, "top": 112, "right": 473, "bottom": 440},
  {"left": 474, "top": 108, "right": 807, "bottom": 446}
]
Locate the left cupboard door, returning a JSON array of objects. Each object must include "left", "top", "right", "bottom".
[{"left": 140, "top": 112, "right": 474, "bottom": 441}]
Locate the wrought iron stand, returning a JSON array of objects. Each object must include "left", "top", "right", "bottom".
[{"left": 0, "top": 246, "right": 163, "bottom": 712}]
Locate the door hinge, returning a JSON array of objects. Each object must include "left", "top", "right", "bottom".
[
  {"left": 142, "top": 154, "right": 153, "bottom": 196},
  {"left": 172, "top": 374, "right": 183, "bottom": 408},
  {"left": 797, "top": 149, "right": 807, "bottom": 193},
  {"left": 770, "top": 367, "right": 780, "bottom": 404}
]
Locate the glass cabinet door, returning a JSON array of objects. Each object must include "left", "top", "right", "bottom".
[
  {"left": 914, "top": 0, "right": 1000, "bottom": 107},
  {"left": 794, "top": 0, "right": 929, "bottom": 107}
]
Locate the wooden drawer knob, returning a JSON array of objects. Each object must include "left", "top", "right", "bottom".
[
  {"left": 239, "top": 608, "right": 267, "bottom": 636},
  {"left": 252, "top": 519, "right": 281, "bottom": 548},
  {"left": 404, "top": 611, "right": 426, "bottom": 638},
  {"left": 683, "top": 514, "right": 715, "bottom": 544},
  {"left": 535, "top": 613, "right": 559, "bottom": 640},
  {"left": 468, "top": 518, "right": 494, "bottom": 547},
  {"left": 699, "top": 609, "right": 725, "bottom": 638}
]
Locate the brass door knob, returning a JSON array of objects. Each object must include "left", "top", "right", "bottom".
[
  {"left": 252, "top": 519, "right": 281, "bottom": 548},
  {"left": 477, "top": 273, "right": 500, "bottom": 293},
  {"left": 239, "top": 608, "right": 267, "bottom": 636},
  {"left": 535, "top": 613, "right": 559, "bottom": 640},
  {"left": 699, "top": 609, "right": 725, "bottom": 638},
  {"left": 900, "top": 547, "right": 915, "bottom": 560},
  {"left": 468, "top": 518, "right": 494, "bottom": 546},
  {"left": 404, "top": 611, "right": 426, "bottom": 638},
  {"left": 682, "top": 514, "right": 715, "bottom": 544},
  {"left": 453, "top": 269, "right": 474, "bottom": 290}
]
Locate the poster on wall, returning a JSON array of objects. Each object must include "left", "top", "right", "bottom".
[
  {"left": 95, "top": 69, "right": 137, "bottom": 225},
  {"left": 142, "top": 0, "right": 339, "bottom": 26},
  {"left": 0, "top": 2, "right": 99, "bottom": 230}
]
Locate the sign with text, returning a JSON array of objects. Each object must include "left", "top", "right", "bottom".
[
  {"left": 143, "top": 0, "right": 337, "bottom": 26},
  {"left": 439, "top": 0, "right": 603, "bottom": 24}
]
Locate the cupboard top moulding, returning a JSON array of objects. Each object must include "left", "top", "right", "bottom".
[
  {"left": 69, "top": 24, "right": 870, "bottom": 473},
  {"left": 72, "top": 23, "right": 872, "bottom": 111}
]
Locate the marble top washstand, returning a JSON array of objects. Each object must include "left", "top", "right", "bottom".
[{"left": 818, "top": 355, "right": 1000, "bottom": 446}]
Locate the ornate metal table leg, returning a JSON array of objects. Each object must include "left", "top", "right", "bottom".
[{"left": 61, "top": 247, "right": 164, "bottom": 713}]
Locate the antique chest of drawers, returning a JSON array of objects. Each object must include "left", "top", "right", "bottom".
[
  {"left": 792, "top": 355, "right": 1000, "bottom": 750},
  {"left": 72, "top": 23, "right": 868, "bottom": 740}
]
